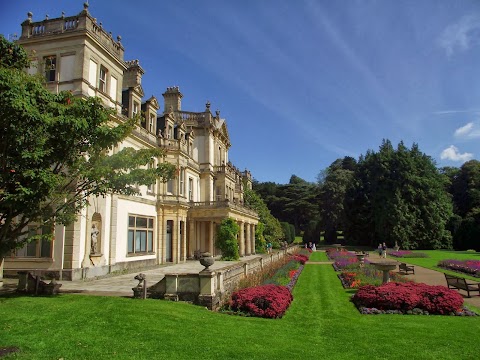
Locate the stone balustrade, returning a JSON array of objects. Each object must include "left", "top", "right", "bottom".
[{"left": 148, "top": 248, "right": 295, "bottom": 309}]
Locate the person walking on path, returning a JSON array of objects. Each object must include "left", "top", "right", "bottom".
[{"left": 382, "top": 242, "right": 387, "bottom": 258}]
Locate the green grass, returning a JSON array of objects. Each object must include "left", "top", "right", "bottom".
[
  {"left": 293, "top": 236, "right": 303, "bottom": 244},
  {"left": 309, "top": 251, "right": 329, "bottom": 262},
  {"left": 1, "top": 264, "right": 479, "bottom": 359},
  {"left": 389, "top": 250, "right": 480, "bottom": 281}
]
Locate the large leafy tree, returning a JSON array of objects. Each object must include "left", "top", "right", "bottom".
[
  {"left": 0, "top": 37, "right": 175, "bottom": 257},
  {"left": 253, "top": 175, "right": 319, "bottom": 235},
  {"left": 318, "top": 157, "right": 357, "bottom": 243},
  {"left": 344, "top": 140, "right": 453, "bottom": 249},
  {"left": 449, "top": 160, "right": 480, "bottom": 250},
  {"left": 243, "top": 187, "right": 283, "bottom": 249}
]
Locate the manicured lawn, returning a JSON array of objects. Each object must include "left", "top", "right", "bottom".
[
  {"left": 1, "top": 264, "right": 479, "bottom": 359},
  {"left": 309, "top": 251, "right": 329, "bottom": 262},
  {"left": 389, "top": 250, "right": 480, "bottom": 281}
]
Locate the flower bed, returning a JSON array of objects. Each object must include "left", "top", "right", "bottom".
[
  {"left": 289, "top": 254, "right": 309, "bottom": 265},
  {"left": 223, "top": 252, "right": 305, "bottom": 318},
  {"left": 229, "top": 284, "right": 293, "bottom": 318},
  {"left": 438, "top": 259, "right": 480, "bottom": 277},
  {"left": 388, "top": 250, "right": 428, "bottom": 258},
  {"left": 351, "top": 282, "right": 474, "bottom": 315},
  {"left": 264, "top": 259, "right": 301, "bottom": 286},
  {"left": 326, "top": 249, "right": 365, "bottom": 271},
  {"left": 339, "top": 265, "right": 408, "bottom": 288}
]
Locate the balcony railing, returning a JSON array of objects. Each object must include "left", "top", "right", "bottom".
[{"left": 189, "top": 199, "right": 257, "bottom": 217}]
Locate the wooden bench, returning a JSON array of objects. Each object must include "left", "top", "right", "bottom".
[
  {"left": 444, "top": 273, "right": 480, "bottom": 298},
  {"left": 399, "top": 262, "right": 415, "bottom": 274}
]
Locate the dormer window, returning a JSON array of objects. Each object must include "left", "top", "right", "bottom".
[
  {"left": 149, "top": 114, "right": 155, "bottom": 133},
  {"left": 133, "top": 102, "right": 139, "bottom": 119}
]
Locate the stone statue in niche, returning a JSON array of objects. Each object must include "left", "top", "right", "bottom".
[{"left": 90, "top": 223, "right": 99, "bottom": 254}]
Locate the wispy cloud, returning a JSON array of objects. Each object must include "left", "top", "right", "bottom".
[
  {"left": 434, "top": 109, "right": 480, "bottom": 115},
  {"left": 440, "top": 145, "right": 473, "bottom": 162},
  {"left": 454, "top": 122, "right": 480, "bottom": 139},
  {"left": 437, "top": 14, "right": 480, "bottom": 56}
]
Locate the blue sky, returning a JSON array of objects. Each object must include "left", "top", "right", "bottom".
[{"left": 1, "top": 1, "right": 480, "bottom": 184}]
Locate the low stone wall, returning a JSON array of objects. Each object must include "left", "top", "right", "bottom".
[{"left": 149, "top": 247, "right": 297, "bottom": 310}]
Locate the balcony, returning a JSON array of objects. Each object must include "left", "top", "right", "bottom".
[{"left": 189, "top": 199, "right": 257, "bottom": 217}]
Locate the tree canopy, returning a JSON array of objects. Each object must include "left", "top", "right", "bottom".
[
  {"left": 243, "top": 187, "right": 283, "bottom": 249},
  {"left": 344, "top": 140, "right": 453, "bottom": 249},
  {"left": 0, "top": 37, "right": 175, "bottom": 257}
]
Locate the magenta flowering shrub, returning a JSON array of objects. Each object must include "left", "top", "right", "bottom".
[
  {"left": 352, "top": 282, "right": 464, "bottom": 315},
  {"left": 438, "top": 259, "right": 480, "bottom": 277},
  {"left": 230, "top": 284, "right": 293, "bottom": 318},
  {"left": 289, "top": 254, "right": 309, "bottom": 265},
  {"left": 389, "top": 250, "right": 428, "bottom": 258}
]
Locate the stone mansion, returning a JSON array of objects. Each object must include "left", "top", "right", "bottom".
[{"left": 4, "top": 4, "right": 259, "bottom": 280}]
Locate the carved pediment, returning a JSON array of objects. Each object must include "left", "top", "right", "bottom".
[
  {"left": 220, "top": 120, "right": 230, "bottom": 144},
  {"left": 146, "top": 95, "right": 159, "bottom": 110},
  {"left": 133, "top": 84, "right": 144, "bottom": 97}
]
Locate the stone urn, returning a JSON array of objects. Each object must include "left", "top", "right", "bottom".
[
  {"left": 355, "top": 253, "right": 365, "bottom": 266},
  {"left": 369, "top": 260, "right": 399, "bottom": 284},
  {"left": 199, "top": 252, "right": 215, "bottom": 269}
]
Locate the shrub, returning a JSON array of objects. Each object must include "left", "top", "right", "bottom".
[
  {"left": 216, "top": 218, "right": 240, "bottom": 260},
  {"left": 352, "top": 282, "right": 464, "bottom": 315},
  {"left": 289, "top": 254, "right": 309, "bottom": 265},
  {"left": 230, "top": 284, "right": 293, "bottom": 318}
]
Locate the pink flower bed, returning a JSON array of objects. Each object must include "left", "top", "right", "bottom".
[
  {"left": 352, "top": 282, "right": 464, "bottom": 315},
  {"left": 438, "top": 259, "right": 480, "bottom": 277},
  {"left": 289, "top": 254, "right": 309, "bottom": 265},
  {"left": 230, "top": 284, "right": 293, "bottom": 318}
]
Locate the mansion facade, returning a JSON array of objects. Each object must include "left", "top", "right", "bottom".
[{"left": 4, "top": 4, "right": 259, "bottom": 280}]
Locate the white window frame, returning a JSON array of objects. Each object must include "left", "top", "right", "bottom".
[
  {"left": 99, "top": 66, "right": 108, "bottom": 93},
  {"left": 127, "top": 215, "right": 155, "bottom": 255}
]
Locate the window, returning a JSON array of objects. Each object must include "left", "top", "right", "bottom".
[
  {"left": 179, "top": 169, "right": 184, "bottom": 195},
  {"left": 188, "top": 178, "right": 194, "bottom": 201},
  {"left": 147, "top": 161, "right": 155, "bottom": 194},
  {"left": 133, "top": 101, "right": 139, "bottom": 119},
  {"left": 167, "top": 178, "right": 174, "bottom": 194},
  {"left": 99, "top": 66, "right": 107, "bottom": 93},
  {"left": 15, "top": 225, "right": 52, "bottom": 258},
  {"left": 127, "top": 215, "right": 154, "bottom": 255},
  {"left": 44, "top": 56, "right": 56, "bottom": 82},
  {"left": 149, "top": 114, "right": 155, "bottom": 133}
]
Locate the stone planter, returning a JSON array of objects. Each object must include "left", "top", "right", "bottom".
[
  {"left": 199, "top": 252, "right": 215, "bottom": 269},
  {"left": 369, "top": 260, "right": 398, "bottom": 284},
  {"left": 355, "top": 253, "right": 365, "bottom": 266}
]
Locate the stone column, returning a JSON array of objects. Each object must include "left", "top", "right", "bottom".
[
  {"left": 245, "top": 222, "right": 251, "bottom": 256},
  {"left": 251, "top": 224, "right": 256, "bottom": 254},
  {"left": 209, "top": 221, "right": 215, "bottom": 254},
  {"left": 188, "top": 220, "right": 195, "bottom": 258},
  {"left": 238, "top": 221, "right": 245, "bottom": 257},
  {"left": 172, "top": 215, "right": 179, "bottom": 263},
  {"left": 181, "top": 218, "right": 187, "bottom": 262}
]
